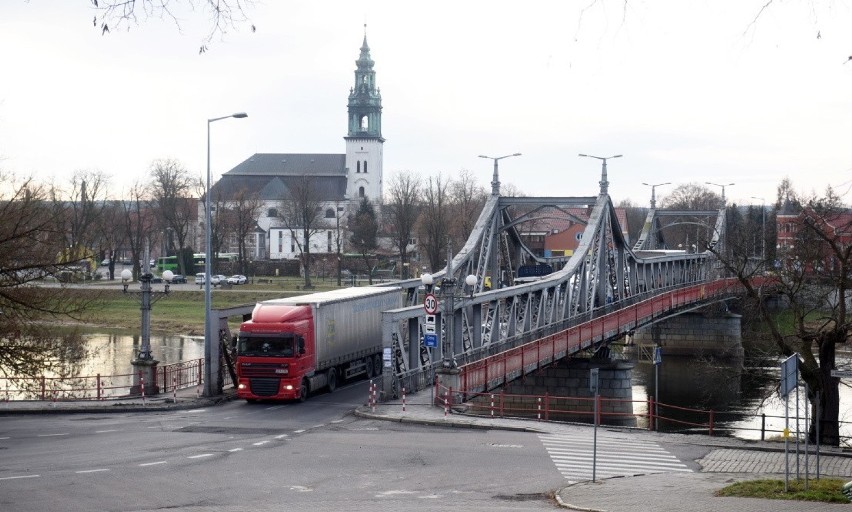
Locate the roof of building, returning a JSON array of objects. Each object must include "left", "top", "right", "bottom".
[{"left": 210, "top": 153, "right": 348, "bottom": 202}]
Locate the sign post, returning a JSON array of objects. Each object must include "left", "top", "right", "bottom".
[
  {"left": 590, "top": 368, "right": 599, "bottom": 482},
  {"left": 653, "top": 346, "right": 662, "bottom": 430},
  {"left": 780, "top": 354, "right": 799, "bottom": 492}
]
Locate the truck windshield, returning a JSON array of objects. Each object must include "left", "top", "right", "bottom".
[{"left": 237, "top": 335, "right": 295, "bottom": 357}]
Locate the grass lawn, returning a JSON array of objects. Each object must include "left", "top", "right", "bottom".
[{"left": 716, "top": 478, "right": 850, "bottom": 503}]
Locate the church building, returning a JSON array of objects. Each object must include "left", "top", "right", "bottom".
[{"left": 204, "top": 32, "right": 384, "bottom": 261}]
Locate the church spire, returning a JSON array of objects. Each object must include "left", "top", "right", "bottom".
[{"left": 347, "top": 25, "right": 383, "bottom": 139}]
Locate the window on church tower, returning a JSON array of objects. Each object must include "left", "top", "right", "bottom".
[
  {"left": 325, "top": 208, "right": 335, "bottom": 218},
  {"left": 363, "top": 160, "right": 368, "bottom": 173},
  {"left": 360, "top": 116, "right": 368, "bottom": 130},
  {"left": 359, "top": 186, "right": 365, "bottom": 197},
  {"left": 356, "top": 161, "right": 360, "bottom": 173}
]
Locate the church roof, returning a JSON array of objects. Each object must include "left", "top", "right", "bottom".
[{"left": 211, "top": 153, "right": 348, "bottom": 201}]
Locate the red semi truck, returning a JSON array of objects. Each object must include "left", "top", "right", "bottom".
[{"left": 235, "top": 286, "right": 402, "bottom": 401}]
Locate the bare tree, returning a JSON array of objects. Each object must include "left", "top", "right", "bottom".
[
  {"left": 120, "top": 182, "right": 157, "bottom": 281},
  {"left": 278, "top": 174, "right": 324, "bottom": 289},
  {"left": 711, "top": 182, "right": 851, "bottom": 445},
  {"left": 449, "top": 169, "right": 487, "bottom": 248},
  {"left": 0, "top": 174, "right": 93, "bottom": 387},
  {"left": 150, "top": 159, "right": 198, "bottom": 276},
  {"left": 331, "top": 198, "right": 349, "bottom": 286},
  {"left": 90, "top": 0, "right": 256, "bottom": 53},
  {"left": 385, "top": 172, "right": 421, "bottom": 279},
  {"left": 418, "top": 174, "right": 451, "bottom": 272},
  {"left": 227, "top": 187, "right": 263, "bottom": 274}
]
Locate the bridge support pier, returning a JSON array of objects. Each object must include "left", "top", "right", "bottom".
[
  {"left": 627, "top": 311, "right": 743, "bottom": 360},
  {"left": 473, "top": 357, "right": 636, "bottom": 427}
]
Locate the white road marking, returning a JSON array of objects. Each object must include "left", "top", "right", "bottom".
[
  {"left": 274, "top": 434, "right": 289, "bottom": 439},
  {"left": 293, "top": 429, "right": 306, "bottom": 433},
  {"left": 0, "top": 436, "right": 10, "bottom": 440},
  {"left": 139, "top": 461, "right": 167, "bottom": 467},
  {"left": 265, "top": 405, "right": 285, "bottom": 411},
  {"left": 75, "top": 469, "right": 109, "bottom": 474},
  {"left": 311, "top": 424, "right": 325, "bottom": 429},
  {"left": 186, "top": 409, "right": 206, "bottom": 413},
  {"left": 95, "top": 430, "right": 119, "bottom": 434},
  {"left": 330, "top": 420, "right": 344, "bottom": 424},
  {"left": 37, "top": 433, "right": 69, "bottom": 437},
  {"left": 228, "top": 448, "right": 243, "bottom": 452},
  {"left": 187, "top": 454, "right": 214, "bottom": 459},
  {"left": 0, "top": 475, "right": 40, "bottom": 481},
  {"left": 252, "top": 441, "right": 270, "bottom": 446}
]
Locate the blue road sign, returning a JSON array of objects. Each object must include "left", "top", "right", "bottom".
[{"left": 423, "top": 333, "right": 438, "bottom": 348}]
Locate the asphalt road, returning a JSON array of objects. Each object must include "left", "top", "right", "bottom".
[{"left": 0, "top": 380, "right": 575, "bottom": 511}]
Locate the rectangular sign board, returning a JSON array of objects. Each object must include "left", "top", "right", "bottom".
[
  {"left": 589, "top": 368, "right": 599, "bottom": 393},
  {"left": 423, "top": 333, "right": 438, "bottom": 348},
  {"left": 831, "top": 370, "right": 852, "bottom": 378},
  {"left": 780, "top": 354, "right": 799, "bottom": 398}
]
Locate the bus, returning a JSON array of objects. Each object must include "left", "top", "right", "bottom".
[{"left": 158, "top": 253, "right": 239, "bottom": 274}]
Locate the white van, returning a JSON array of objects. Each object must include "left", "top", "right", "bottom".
[{"left": 195, "top": 273, "right": 206, "bottom": 286}]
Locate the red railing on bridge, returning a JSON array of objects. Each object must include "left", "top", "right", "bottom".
[{"left": 460, "top": 278, "right": 751, "bottom": 395}]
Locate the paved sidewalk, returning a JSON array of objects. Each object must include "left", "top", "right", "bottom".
[{"left": 4, "top": 388, "right": 852, "bottom": 510}]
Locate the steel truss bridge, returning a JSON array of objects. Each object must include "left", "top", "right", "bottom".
[{"left": 377, "top": 165, "right": 742, "bottom": 401}]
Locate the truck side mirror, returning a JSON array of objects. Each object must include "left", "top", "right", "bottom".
[{"left": 298, "top": 338, "right": 306, "bottom": 355}]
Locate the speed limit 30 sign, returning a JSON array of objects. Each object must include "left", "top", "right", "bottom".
[{"left": 423, "top": 293, "right": 439, "bottom": 315}]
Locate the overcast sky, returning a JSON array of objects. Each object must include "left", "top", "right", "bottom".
[{"left": 1, "top": 1, "right": 850, "bottom": 207}]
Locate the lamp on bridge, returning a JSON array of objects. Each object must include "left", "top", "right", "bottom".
[
  {"left": 465, "top": 274, "right": 477, "bottom": 298},
  {"left": 579, "top": 153, "right": 622, "bottom": 195},
  {"left": 205, "top": 112, "right": 248, "bottom": 398},
  {"left": 478, "top": 153, "right": 521, "bottom": 196},
  {"left": 705, "top": 182, "right": 734, "bottom": 205},
  {"left": 641, "top": 182, "right": 671, "bottom": 209}
]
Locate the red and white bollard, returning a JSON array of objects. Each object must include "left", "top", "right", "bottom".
[
  {"left": 402, "top": 387, "right": 406, "bottom": 412},
  {"left": 444, "top": 394, "right": 449, "bottom": 419},
  {"left": 140, "top": 375, "right": 146, "bottom": 407},
  {"left": 173, "top": 376, "right": 177, "bottom": 403},
  {"left": 490, "top": 394, "right": 495, "bottom": 418},
  {"left": 537, "top": 397, "right": 541, "bottom": 421}
]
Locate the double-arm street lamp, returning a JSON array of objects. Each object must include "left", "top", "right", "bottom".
[
  {"left": 478, "top": 153, "right": 521, "bottom": 195},
  {"left": 204, "top": 112, "right": 247, "bottom": 397},
  {"left": 642, "top": 182, "right": 671, "bottom": 209},
  {"left": 706, "top": 181, "right": 735, "bottom": 204},
  {"left": 579, "top": 153, "right": 622, "bottom": 194}
]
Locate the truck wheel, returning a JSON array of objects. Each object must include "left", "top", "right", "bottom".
[
  {"left": 299, "top": 380, "right": 309, "bottom": 402},
  {"left": 373, "top": 354, "right": 383, "bottom": 375},
  {"left": 365, "top": 356, "right": 375, "bottom": 378},
  {"left": 327, "top": 368, "right": 337, "bottom": 393}
]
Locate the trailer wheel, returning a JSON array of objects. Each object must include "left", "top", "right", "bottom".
[
  {"left": 373, "top": 354, "right": 383, "bottom": 375},
  {"left": 299, "top": 380, "right": 309, "bottom": 402},
  {"left": 327, "top": 368, "right": 337, "bottom": 393},
  {"left": 365, "top": 356, "right": 375, "bottom": 378}
]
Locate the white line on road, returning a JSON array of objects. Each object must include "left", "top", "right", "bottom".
[
  {"left": 330, "top": 420, "right": 344, "bottom": 424},
  {"left": 139, "top": 461, "right": 168, "bottom": 467},
  {"left": 311, "top": 424, "right": 325, "bottom": 429},
  {"left": 37, "top": 433, "right": 69, "bottom": 437},
  {"left": 265, "top": 405, "right": 285, "bottom": 411},
  {"left": 274, "top": 434, "right": 289, "bottom": 439},
  {"left": 187, "top": 454, "right": 214, "bottom": 459},
  {"left": 95, "top": 430, "right": 119, "bottom": 434},
  {"left": 0, "top": 475, "right": 40, "bottom": 481},
  {"left": 0, "top": 436, "right": 10, "bottom": 440},
  {"left": 75, "top": 469, "right": 109, "bottom": 474},
  {"left": 252, "top": 441, "right": 270, "bottom": 446},
  {"left": 228, "top": 448, "right": 243, "bottom": 452},
  {"left": 293, "top": 429, "right": 306, "bottom": 434},
  {"left": 186, "top": 409, "right": 206, "bottom": 413}
]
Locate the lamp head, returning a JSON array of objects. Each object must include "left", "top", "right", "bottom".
[{"left": 421, "top": 273, "right": 433, "bottom": 286}]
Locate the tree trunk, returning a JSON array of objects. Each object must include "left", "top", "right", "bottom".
[{"left": 812, "top": 335, "right": 841, "bottom": 445}]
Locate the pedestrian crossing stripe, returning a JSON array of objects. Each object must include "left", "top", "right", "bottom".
[{"left": 539, "top": 433, "right": 692, "bottom": 483}]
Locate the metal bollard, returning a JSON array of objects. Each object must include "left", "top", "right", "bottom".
[{"left": 402, "top": 387, "right": 406, "bottom": 412}]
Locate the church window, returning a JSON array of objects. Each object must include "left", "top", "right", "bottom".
[
  {"left": 356, "top": 161, "right": 360, "bottom": 173},
  {"left": 360, "top": 116, "right": 369, "bottom": 130},
  {"left": 277, "top": 231, "right": 283, "bottom": 253},
  {"left": 327, "top": 231, "right": 332, "bottom": 252},
  {"left": 268, "top": 208, "right": 278, "bottom": 218},
  {"left": 359, "top": 186, "right": 365, "bottom": 197},
  {"left": 363, "top": 160, "right": 368, "bottom": 173},
  {"left": 325, "top": 208, "right": 335, "bottom": 218}
]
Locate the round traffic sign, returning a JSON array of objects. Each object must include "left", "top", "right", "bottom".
[{"left": 423, "top": 293, "right": 439, "bottom": 315}]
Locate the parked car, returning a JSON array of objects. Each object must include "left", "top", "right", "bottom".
[
  {"left": 170, "top": 274, "right": 187, "bottom": 284},
  {"left": 227, "top": 274, "right": 247, "bottom": 285},
  {"left": 195, "top": 273, "right": 225, "bottom": 287}
]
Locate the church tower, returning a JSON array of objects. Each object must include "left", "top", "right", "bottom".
[{"left": 345, "top": 28, "right": 384, "bottom": 204}]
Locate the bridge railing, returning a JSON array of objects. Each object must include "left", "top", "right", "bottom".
[
  {"left": 457, "top": 278, "right": 748, "bottom": 397},
  {"left": 434, "top": 384, "right": 716, "bottom": 436}
]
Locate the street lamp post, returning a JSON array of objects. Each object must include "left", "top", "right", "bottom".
[
  {"left": 751, "top": 196, "right": 766, "bottom": 261},
  {"left": 579, "top": 153, "right": 622, "bottom": 195},
  {"left": 204, "top": 112, "right": 247, "bottom": 397},
  {"left": 641, "top": 182, "right": 671, "bottom": 209},
  {"left": 706, "top": 181, "right": 735, "bottom": 204},
  {"left": 478, "top": 153, "right": 521, "bottom": 196}
]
